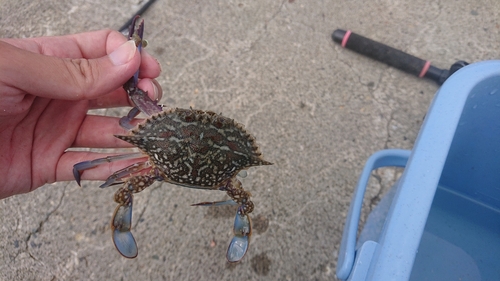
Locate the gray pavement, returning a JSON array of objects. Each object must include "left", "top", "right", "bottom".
[{"left": 1, "top": 0, "right": 499, "bottom": 280}]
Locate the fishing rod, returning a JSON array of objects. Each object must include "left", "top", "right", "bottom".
[
  {"left": 332, "top": 29, "right": 468, "bottom": 85},
  {"left": 118, "top": 0, "right": 158, "bottom": 33}
]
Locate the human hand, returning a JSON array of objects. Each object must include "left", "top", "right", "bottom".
[{"left": 0, "top": 29, "right": 162, "bottom": 199}]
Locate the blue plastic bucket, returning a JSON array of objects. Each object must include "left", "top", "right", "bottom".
[{"left": 336, "top": 60, "right": 500, "bottom": 281}]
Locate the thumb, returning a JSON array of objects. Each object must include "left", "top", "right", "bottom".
[{"left": 0, "top": 40, "right": 140, "bottom": 100}]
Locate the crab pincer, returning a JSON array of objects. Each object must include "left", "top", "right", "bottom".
[{"left": 120, "top": 16, "right": 162, "bottom": 130}]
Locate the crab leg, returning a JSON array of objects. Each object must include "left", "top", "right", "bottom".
[
  {"left": 191, "top": 200, "right": 238, "bottom": 207},
  {"left": 192, "top": 178, "right": 253, "bottom": 262},
  {"left": 193, "top": 201, "right": 252, "bottom": 262},
  {"left": 128, "top": 16, "right": 144, "bottom": 86},
  {"left": 111, "top": 173, "right": 158, "bottom": 258},
  {"left": 123, "top": 16, "right": 162, "bottom": 118},
  {"left": 100, "top": 161, "right": 151, "bottom": 188},
  {"left": 73, "top": 152, "right": 144, "bottom": 185},
  {"left": 227, "top": 210, "right": 252, "bottom": 263},
  {"left": 119, "top": 106, "right": 141, "bottom": 130},
  {"left": 111, "top": 197, "right": 137, "bottom": 258},
  {"left": 126, "top": 85, "right": 162, "bottom": 116}
]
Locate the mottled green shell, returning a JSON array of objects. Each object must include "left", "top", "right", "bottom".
[{"left": 116, "top": 108, "right": 271, "bottom": 189}]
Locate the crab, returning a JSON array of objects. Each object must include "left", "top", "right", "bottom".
[{"left": 73, "top": 16, "right": 272, "bottom": 262}]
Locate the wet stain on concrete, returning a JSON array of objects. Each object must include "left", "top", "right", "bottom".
[
  {"left": 252, "top": 213, "right": 269, "bottom": 234},
  {"left": 251, "top": 252, "right": 271, "bottom": 276}
]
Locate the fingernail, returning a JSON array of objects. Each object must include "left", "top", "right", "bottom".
[
  {"left": 109, "top": 40, "right": 137, "bottom": 66},
  {"left": 151, "top": 80, "right": 161, "bottom": 101},
  {"left": 156, "top": 58, "right": 162, "bottom": 73}
]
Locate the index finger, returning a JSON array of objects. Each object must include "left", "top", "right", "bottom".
[
  {"left": 2, "top": 29, "right": 161, "bottom": 79},
  {"left": 2, "top": 29, "right": 127, "bottom": 59}
]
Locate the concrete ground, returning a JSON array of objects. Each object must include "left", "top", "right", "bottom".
[{"left": 1, "top": 0, "right": 498, "bottom": 280}]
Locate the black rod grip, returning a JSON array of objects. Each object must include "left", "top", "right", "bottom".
[{"left": 333, "top": 29, "right": 432, "bottom": 79}]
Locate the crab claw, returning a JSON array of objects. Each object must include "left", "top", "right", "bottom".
[
  {"left": 128, "top": 16, "right": 145, "bottom": 86},
  {"left": 227, "top": 207, "right": 252, "bottom": 263},
  {"left": 122, "top": 16, "right": 162, "bottom": 118},
  {"left": 125, "top": 84, "right": 162, "bottom": 116},
  {"left": 111, "top": 201, "right": 138, "bottom": 258}
]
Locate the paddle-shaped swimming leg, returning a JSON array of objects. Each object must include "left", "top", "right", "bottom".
[
  {"left": 111, "top": 173, "right": 158, "bottom": 258},
  {"left": 192, "top": 177, "right": 253, "bottom": 262}
]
